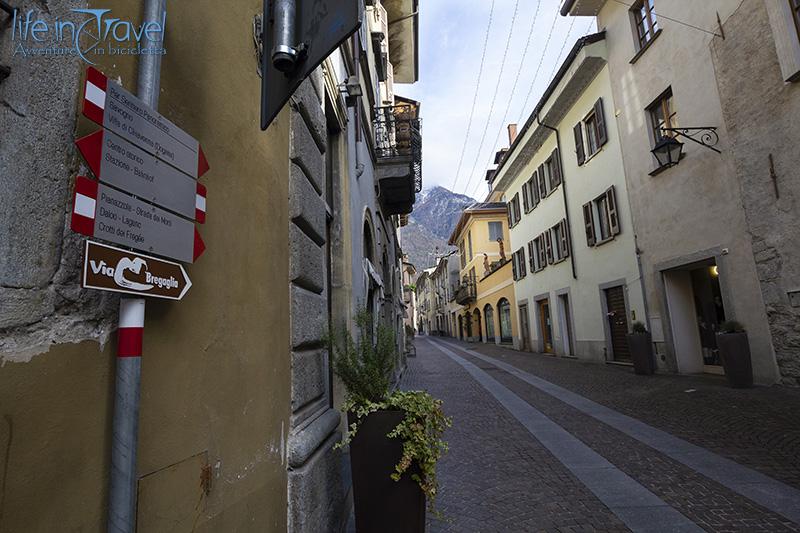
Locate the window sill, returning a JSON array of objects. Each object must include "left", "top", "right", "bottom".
[
  {"left": 593, "top": 236, "right": 616, "bottom": 247},
  {"left": 584, "top": 146, "right": 603, "bottom": 165},
  {"left": 630, "top": 29, "right": 662, "bottom": 65}
]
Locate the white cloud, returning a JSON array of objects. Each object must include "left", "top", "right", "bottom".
[{"left": 397, "top": 0, "right": 595, "bottom": 198}]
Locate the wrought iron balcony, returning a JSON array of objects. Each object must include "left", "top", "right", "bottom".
[
  {"left": 455, "top": 282, "right": 477, "bottom": 306},
  {"left": 375, "top": 101, "right": 422, "bottom": 216}
]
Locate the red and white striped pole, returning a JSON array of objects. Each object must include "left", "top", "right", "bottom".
[{"left": 108, "top": 298, "right": 145, "bottom": 533}]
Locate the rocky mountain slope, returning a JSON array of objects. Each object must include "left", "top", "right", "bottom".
[{"left": 400, "top": 186, "right": 476, "bottom": 271}]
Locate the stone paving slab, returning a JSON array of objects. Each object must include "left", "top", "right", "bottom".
[
  {"left": 456, "top": 338, "right": 800, "bottom": 491},
  {"left": 400, "top": 339, "right": 630, "bottom": 532},
  {"left": 406, "top": 337, "right": 800, "bottom": 532}
]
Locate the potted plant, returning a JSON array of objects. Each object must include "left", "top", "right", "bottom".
[
  {"left": 716, "top": 320, "right": 753, "bottom": 388},
  {"left": 328, "top": 310, "right": 451, "bottom": 533},
  {"left": 627, "top": 321, "right": 655, "bottom": 375}
]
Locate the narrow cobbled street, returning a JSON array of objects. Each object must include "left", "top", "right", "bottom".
[{"left": 402, "top": 337, "right": 800, "bottom": 532}]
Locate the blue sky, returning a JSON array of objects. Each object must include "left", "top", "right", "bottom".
[{"left": 397, "top": 0, "right": 596, "bottom": 199}]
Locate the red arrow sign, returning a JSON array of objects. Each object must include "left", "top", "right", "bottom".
[
  {"left": 71, "top": 176, "right": 205, "bottom": 263},
  {"left": 75, "top": 129, "right": 207, "bottom": 224},
  {"left": 82, "top": 66, "right": 210, "bottom": 179}
]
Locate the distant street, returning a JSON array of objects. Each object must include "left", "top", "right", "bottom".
[{"left": 403, "top": 337, "right": 800, "bottom": 532}]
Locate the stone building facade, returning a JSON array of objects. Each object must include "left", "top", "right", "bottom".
[{"left": 710, "top": 0, "right": 800, "bottom": 384}]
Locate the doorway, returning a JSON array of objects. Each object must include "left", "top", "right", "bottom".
[
  {"left": 604, "top": 286, "right": 630, "bottom": 362},
  {"left": 663, "top": 258, "right": 727, "bottom": 374},
  {"left": 537, "top": 299, "right": 554, "bottom": 354},
  {"left": 558, "top": 294, "right": 574, "bottom": 356},
  {"left": 518, "top": 303, "right": 531, "bottom": 352}
]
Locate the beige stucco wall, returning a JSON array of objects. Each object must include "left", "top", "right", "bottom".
[
  {"left": 597, "top": 0, "right": 778, "bottom": 382},
  {"left": 0, "top": 1, "right": 291, "bottom": 530}
]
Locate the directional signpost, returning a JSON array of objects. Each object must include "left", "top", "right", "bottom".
[
  {"left": 76, "top": 129, "right": 206, "bottom": 223},
  {"left": 71, "top": 176, "right": 205, "bottom": 264},
  {"left": 83, "top": 66, "right": 210, "bottom": 179},
  {"left": 83, "top": 240, "right": 192, "bottom": 300}
]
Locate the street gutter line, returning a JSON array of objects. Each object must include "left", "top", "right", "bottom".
[
  {"left": 426, "top": 339, "right": 702, "bottom": 533},
  {"left": 438, "top": 339, "right": 800, "bottom": 525}
]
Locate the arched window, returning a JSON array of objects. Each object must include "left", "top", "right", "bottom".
[
  {"left": 498, "top": 298, "right": 512, "bottom": 343},
  {"left": 484, "top": 304, "right": 495, "bottom": 342},
  {"left": 363, "top": 219, "right": 374, "bottom": 263}
]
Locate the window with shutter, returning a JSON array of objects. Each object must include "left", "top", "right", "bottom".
[
  {"left": 538, "top": 235, "right": 548, "bottom": 267},
  {"left": 537, "top": 163, "right": 548, "bottom": 198},
  {"left": 545, "top": 230, "right": 554, "bottom": 264},
  {"left": 518, "top": 248, "right": 526, "bottom": 278},
  {"left": 560, "top": 219, "right": 570, "bottom": 258},
  {"left": 512, "top": 253, "right": 518, "bottom": 280},
  {"left": 548, "top": 149, "right": 562, "bottom": 189},
  {"left": 522, "top": 183, "right": 530, "bottom": 213},
  {"left": 583, "top": 202, "right": 596, "bottom": 246},
  {"left": 606, "top": 185, "right": 620, "bottom": 235},
  {"left": 527, "top": 241, "right": 535, "bottom": 271},
  {"left": 531, "top": 172, "right": 540, "bottom": 206},
  {"left": 506, "top": 203, "right": 513, "bottom": 226},
  {"left": 513, "top": 194, "right": 521, "bottom": 222},
  {"left": 574, "top": 122, "right": 586, "bottom": 165},
  {"left": 595, "top": 98, "right": 608, "bottom": 146}
]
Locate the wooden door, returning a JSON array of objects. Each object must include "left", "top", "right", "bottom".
[
  {"left": 538, "top": 300, "right": 554, "bottom": 354},
  {"left": 519, "top": 304, "right": 531, "bottom": 352},
  {"left": 605, "top": 286, "right": 631, "bottom": 362}
]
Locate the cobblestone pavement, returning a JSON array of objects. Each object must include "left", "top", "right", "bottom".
[{"left": 401, "top": 336, "right": 800, "bottom": 532}]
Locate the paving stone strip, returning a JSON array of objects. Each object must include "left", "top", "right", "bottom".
[
  {"left": 401, "top": 341, "right": 630, "bottom": 532},
  {"left": 436, "top": 339, "right": 800, "bottom": 526},
  {"left": 453, "top": 348, "right": 799, "bottom": 531},
  {"left": 427, "top": 339, "right": 702, "bottom": 533}
]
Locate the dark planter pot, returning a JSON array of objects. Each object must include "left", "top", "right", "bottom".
[
  {"left": 348, "top": 410, "right": 426, "bottom": 533},
  {"left": 627, "top": 332, "right": 655, "bottom": 375},
  {"left": 716, "top": 332, "right": 754, "bottom": 388}
]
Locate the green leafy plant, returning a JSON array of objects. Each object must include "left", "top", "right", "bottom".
[
  {"left": 631, "top": 321, "right": 648, "bottom": 334},
  {"left": 328, "top": 309, "right": 452, "bottom": 512},
  {"left": 719, "top": 320, "right": 745, "bottom": 334}
]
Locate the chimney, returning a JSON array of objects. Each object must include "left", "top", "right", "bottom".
[{"left": 507, "top": 123, "right": 518, "bottom": 145}]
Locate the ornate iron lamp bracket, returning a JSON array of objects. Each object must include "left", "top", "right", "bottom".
[{"left": 662, "top": 127, "right": 721, "bottom": 153}]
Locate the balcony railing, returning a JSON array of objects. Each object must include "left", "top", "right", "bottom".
[
  {"left": 375, "top": 103, "right": 422, "bottom": 216},
  {"left": 455, "top": 282, "right": 477, "bottom": 306}
]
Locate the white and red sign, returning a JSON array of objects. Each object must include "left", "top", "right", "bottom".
[
  {"left": 82, "top": 66, "right": 210, "bottom": 180},
  {"left": 76, "top": 129, "right": 207, "bottom": 223},
  {"left": 71, "top": 176, "right": 205, "bottom": 264}
]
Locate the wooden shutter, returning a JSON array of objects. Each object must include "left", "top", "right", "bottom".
[
  {"left": 527, "top": 241, "right": 535, "bottom": 271},
  {"left": 606, "top": 185, "right": 620, "bottom": 235},
  {"left": 560, "top": 219, "right": 570, "bottom": 258},
  {"left": 583, "top": 202, "right": 596, "bottom": 246},
  {"left": 512, "top": 251, "right": 518, "bottom": 280},
  {"left": 538, "top": 236, "right": 547, "bottom": 267},
  {"left": 545, "top": 230, "right": 554, "bottom": 264},
  {"left": 595, "top": 98, "right": 608, "bottom": 147},
  {"left": 537, "top": 163, "right": 548, "bottom": 197},
  {"left": 507, "top": 203, "right": 513, "bottom": 226},
  {"left": 519, "top": 248, "right": 526, "bottom": 277},
  {"left": 574, "top": 122, "right": 585, "bottom": 165},
  {"left": 522, "top": 182, "right": 530, "bottom": 212},
  {"left": 550, "top": 148, "right": 562, "bottom": 188},
  {"left": 531, "top": 173, "right": 540, "bottom": 206},
  {"left": 513, "top": 194, "right": 521, "bottom": 222}
]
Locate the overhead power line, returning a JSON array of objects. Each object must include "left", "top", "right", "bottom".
[
  {"left": 458, "top": 0, "right": 523, "bottom": 196},
  {"left": 461, "top": 0, "right": 543, "bottom": 198},
  {"left": 448, "top": 0, "right": 497, "bottom": 192},
  {"left": 515, "top": 7, "right": 560, "bottom": 124},
  {"left": 610, "top": 0, "right": 721, "bottom": 38}
]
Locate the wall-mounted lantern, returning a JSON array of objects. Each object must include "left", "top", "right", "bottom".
[{"left": 652, "top": 127, "right": 721, "bottom": 169}]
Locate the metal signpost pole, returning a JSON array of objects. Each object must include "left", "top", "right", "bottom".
[{"left": 107, "top": 1, "right": 165, "bottom": 531}]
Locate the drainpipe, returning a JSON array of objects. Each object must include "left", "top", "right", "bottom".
[
  {"left": 107, "top": 2, "right": 165, "bottom": 532},
  {"left": 634, "top": 234, "right": 653, "bottom": 332},
  {"left": 536, "top": 114, "right": 577, "bottom": 280}
]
